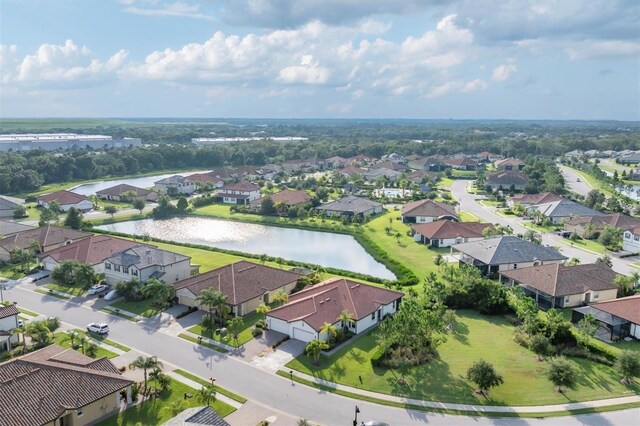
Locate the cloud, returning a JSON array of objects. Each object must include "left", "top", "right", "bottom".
[
  {"left": 122, "top": 1, "right": 214, "bottom": 21},
  {"left": 460, "top": 78, "right": 487, "bottom": 93},
  {"left": 565, "top": 39, "right": 640, "bottom": 60},
  {"left": 492, "top": 64, "right": 517, "bottom": 82},
  {"left": 425, "top": 81, "right": 461, "bottom": 99},
  {"left": 278, "top": 54, "right": 330, "bottom": 84}
]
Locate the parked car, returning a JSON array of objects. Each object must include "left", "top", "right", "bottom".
[
  {"left": 86, "top": 322, "right": 109, "bottom": 335},
  {"left": 87, "top": 284, "right": 110, "bottom": 295},
  {"left": 559, "top": 230, "right": 572, "bottom": 238},
  {"left": 17, "top": 319, "right": 24, "bottom": 327},
  {"left": 103, "top": 289, "right": 119, "bottom": 301}
]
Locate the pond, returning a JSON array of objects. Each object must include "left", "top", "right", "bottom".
[
  {"left": 96, "top": 217, "right": 396, "bottom": 279},
  {"left": 69, "top": 171, "right": 208, "bottom": 196}
]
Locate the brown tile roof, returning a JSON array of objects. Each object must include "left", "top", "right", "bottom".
[
  {"left": 501, "top": 263, "right": 618, "bottom": 297},
  {"left": 401, "top": 199, "right": 457, "bottom": 218},
  {"left": 442, "top": 157, "right": 479, "bottom": 167},
  {"left": 589, "top": 294, "right": 640, "bottom": 324},
  {"left": 96, "top": 183, "right": 154, "bottom": 197},
  {"left": 411, "top": 220, "right": 494, "bottom": 239},
  {"left": 508, "top": 192, "right": 563, "bottom": 205},
  {"left": 37, "top": 190, "right": 88, "bottom": 205},
  {"left": 0, "top": 225, "right": 91, "bottom": 252},
  {"left": 38, "top": 235, "right": 139, "bottom": 266},
  {"left": 0, "top": 304, "right": 19, "bottom": 320},
  {"left": 564, "top": 213, "right": 640, "bottom": 231},
  {"left": 250, "top": 190, "right": 311, "bottom": 208},
  {"left": 495, "top": 157, "right": 525, "bottom": 167},
  {"left": 338, "top": 166, "right": 366, "bottom": 176},
  {"left": 219, "top": 182, "right": 260, "bottom": 192},
  {"left": 486, "top": 170, "right": 529, "bottom": 186},
  {"left": 267, "top": 278, "right": 403, "bottom": 331},
  {"left": 371, "top": 161, "right": 406, "bottom": 171},
  {"left": 0, "top": 345, "right": 131, "bottom": 426},
  {"left": 173, "top": 261, "right": 302, "bottom": 306},
  {"left": 187, "top": 173, "right": 225, "bottom": 184}
]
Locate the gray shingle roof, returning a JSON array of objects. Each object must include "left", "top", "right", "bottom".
[
  {"left": 0, "top": 220, "right": 35, "bottom": 237},
  {"left": 530, "top": 199, "right": 605, "bottom": 219},
  {"left": 316, "top": 196, "right": 382, "bottom": 215},
  {"left": 107, "top": 245, "right": 190, "bottom": 268},
  {"left": 452, "top": 236, "right": 567, "bottom": 265},
  {"left": 155, "top": 175, "right": 193, "bottom": 185}
]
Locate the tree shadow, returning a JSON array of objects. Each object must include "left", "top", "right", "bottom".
[{"left": 451, "top": 321, "right": 469, "bottom": 345}]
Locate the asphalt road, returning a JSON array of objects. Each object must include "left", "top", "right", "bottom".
[
  {"left": 5, "top": 284, "right": 640, "bottom": 426},
  {"left": 559, "top": 165, "right": 593, "bottom": 197}
]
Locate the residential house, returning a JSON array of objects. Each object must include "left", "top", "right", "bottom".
[
  {"left": 96, "top": 184, "right": 159, "bottom": 202},
  {"left": 0, "top": 225, "right": 91, "bottom": 262},
  {"left": 408, "top": 157, "right": 448, "bottom": 172},
  {"left": 0, "top": 195, "right": 25, "bottom": 218},
  {"left": 336, "top": 165, "right": 366, "bottom": 178},
  {"left": 104, "top": 245, "right": 193, "bottom": 285},
  {"left": 345, "top": 154, "right": 372, "bottom": 166},
  {"left": 572, "top": 294, "right": 640, "bottom": 341},
  {"left": 564, "top": 150, "right": 584, "bottom": 158},
  {"left": 250, "top": 189, "right": 312, "bottom": 211},
  {"left": 452, "top": 235, "right": 567, "bottom": 277},
  {"left": 315, "top": 196, "right": 383, "bottom": 217},
  {"left": 623, "top": 226, "right": 640, "bottom": 254},
  {"left": 266, "top": 278, "right": 403, "bottom": 343},
  {"left": 564, "top": 213, "right": 640, "bottom": 238},
  {"left": 0, "top": 345, "right": 133, "bottom": 426},
  {"left": 164, "top": 406, "right": 230, "bottom": 426},
  {"left": 363, "top": 168, "right": 403, "bottom": 183},
  {"left": 154, "top": 175, "right": 196, "bottom": 195},
  {"left": 39, "top": 235, "right": 139, "bottom": 273},
  {"left": 370, "top": 161, "right": 407, "bottom": 172},
  {"left": 0, "top": 304, "right": 20, "bottom": 352},
  {"left": 411, "top": 220, "right": 494, "bottom": 248},
  {"left": 324, "top": 156, "right": 349, "bottom": 169},
  {"left": 442, "top": 156, "right": 479, "bottom": 170},
  {"left": 475, "top": 152, "right": 503, "bottom": 162},
  {"left": 500, "top": 263, "right": 618, "bottom": 310},
  {"left": 485, "top": 170, "right": 529, "bottom": 192},
  {"left": 174, "top": 261, "right": 302, "bottom": 316},
  {"left": 401, "top": 199, "right": 458, "bottom": 223},
  {"left": 494, "top": 157, "right": 525, "bottom": 170},
  {"left": 527, "top": 199, "right": 604, "bottom": 224},
  {"left": 629, "top": 169, "right": 640, "bottom": 181},
  {"left": 507, "top": 192, "right": 563, "bottom": 209},
  {"left": 405, "top": 170, "right": 438, "bottom": 185},
  {"left": 186, "top": 172, "right": 225, "bottom": 189},
  {"left": 37, "top": 190, "right": 94, "bottom": 212},
  {"left": 216, "top": 182, "right": 261, "bottom": 205},
  {"left": 0, "top": 220, "right": 35, "bottom": 237},
  {"left": 619, "top": 152, "right": 640, "bottom": 164},
  {"left": 383, "top": 153, "right": 406, "bottom": 164}
]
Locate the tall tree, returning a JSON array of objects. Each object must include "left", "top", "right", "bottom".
[
  {"left": 196, "top": 289, "right": 229, "bottom": 327},
  {"left": 466, "top": 360, "right": 504, "bottom": 397},
  {"left": 305, "top": 339, "right": 329, "bottom": 366},
  {"left": 320, "top": 322, "right": 337, "bottom": 343},
  {"left": 546, "top": 357, "right": 577, "bottom": 393},
  {"left": 141, "top": 278, "right": 174, "bottom": 306},
  {"left": 129, "top": 356, "right": 163, "bottom": 394},
  {"left": 63, "top": 207, "right": 83, "bottom": 229},
  {"left": 133, "top": 199, "right": 145, "bottom": 214},
  {"left": 227, "top": 316, "right": 244, "bottom": 346},
  {"left": 337, "top": 310, "right": 354, "bottom": 332},
  {"left": 104, "top": 206, "right": 117, "bottom": 217},
  {"left": 256, "top": 303, "right": 271, "bottom": 320},
  {"left": 196, "top": 383, "right": 217, "bottom": 406},
  {"left": 616, "top": 350, "right": 640, "bottom": 385}
]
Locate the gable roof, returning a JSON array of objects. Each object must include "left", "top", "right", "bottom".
[
  {"left": 250, "top": 189, "right": 311, "bottom": 208},
  {"left": 453, "top": 236, "right": 567, "bottom": 265},
  {"left": 501, "top": 263, "right": 618, "bottom": 297},
  {"left": 37, "top": 190, "right": 88, "bottom": 205},
  {"left": 338, "top": 166, "right": 366, "bottom": 176},
  {"left": 173, "top": 261, "right": 302, "bottom": 306},
  {"left": 187, "top": 173, "right": 224, "bottom": 184},
  {"left": 155, "top": 175, "right": 193, "bottom": 185},
  {"left": 371, "top": 161, "right": 406, "bottom": 171},
  {"left": 401, "top": 199, "right": 457, "bottom": 218},
  {"left": 96, "top": 183, "right": 154, "bottom": 197},
  {"left": 564, "top": 213, "right": 640, "bottom": 230},
  {"left": 38, "top": 235, "right": 140, "bottom": 266},
  {"left": 0, "top": 220, "right": 35, "bottom": 237},
  {"left": 0, "top": 304, "right": 19, "bottom": 320},
  {"left": 107, "top": 245, "right": 189, "bottom": 269},
  {"left": 267, "top": 278, "right": 403, "bottom": 331},
  {"left": 508, "top": 192, "right": 563, "bottom": 206},
  {"left": 486, "top": 170, "right": 529, "bottom": 186},
  {"left": 0, "top": 195, "right": 24, "bottom": 210},
  {"left": 0, "top": 345, "right": 131, "bottom": 426},
  {"left": 588, "top": 294, "right": 640, "bottom": 325},
  {"left": 530, "top": 199, "right": 605, "bottom": 218},
  {"left": 0, "top": 225, "right": 91, "bottom": 252},
  {"left": 363, "top": 168, "right": 403, "bottom": 180},
  {"left": 316, "top": 196, "right": 382, "bottom": 215},
  {"left": 219, "top": 182, "right": 260, "bottom": 192},
  {"left": 494, "top": 157, "right": 525, "bottom": 168},
  {"left": 411, "top": 220, "right": 494, "bottom": 239}
]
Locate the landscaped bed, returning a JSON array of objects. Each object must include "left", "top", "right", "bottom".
[
  {"left": 286, "top": 310, "right": 640, "bottom": 406},
  {"left": 188, "top": 309, "right": 264, "bottom": 348},
  {"left": 45, "top": 282, "right": 87, "bottom": 297}
]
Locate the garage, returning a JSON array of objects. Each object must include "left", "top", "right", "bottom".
[
  {"left": 292, "top": 327, "right": 315, "bottom": 342},
  {"left": 42, "top": 258, "right": 58, "bottom": 272}
]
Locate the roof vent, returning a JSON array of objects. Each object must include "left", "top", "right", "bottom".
[
  {"left": 319, "top": 300, "right": 324, "bottom": 304},
  {"left": 325, "top": 298, "right": 330, "bottom": 302}
]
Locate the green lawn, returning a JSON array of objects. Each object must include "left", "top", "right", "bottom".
[
  {"left": 110, "top": 298, "right": 165, "bottom": 317},
  {"left": 95, "top": 378, "right": 235, "bottom": 426},
  {"left": 53, "top": 333, "right": 118, "bottom": 359},
  {"left": 558, "top": 237, "right": 608, "bottom": 254},
  {"left": 45, "top": 282, "right": 87, "bottom": 297},
  {"left": 173, "top": 369, "right": 247, "bottom": 403},
  {"left": 286, "top": 310, "right": 640, "bottom": 406},
  {"left": 188, "top": 309, "right": 265, "bottom": 348},
  {"left": 459, "top": 211, "right": 481, "bottom": 222},
  {"left": 438, "top": 178, "right": 455, "bottom": 188},
  {"left": 0, "top": 265, "right": 27, "bottom": 280}
]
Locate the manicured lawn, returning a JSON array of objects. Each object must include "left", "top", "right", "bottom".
[
  {"left": 558, "top": 237, "right": 608, "bottom": 254},
  {"left": 45, "top": 282, "right": 87, "bottom": 297},
  {"left": 521, "top": 221, "right": 560, "bottom": 234},
  {"left": 0, "top": 265, "right": 27, "bottom": 280},
  {"left": 83, "top": 331, "right": 131, "bottom": 352},
  {"left": 286, "top": 310, "right": 640, "bottom": 406},
  {"left": 110, "top": 298, "right": 165, "bottom": 317},
  {"left": 459, "top": 211, "right": 481, "bottom": 222},
  {"left": 53, "top": 333, "right": 118, "bottom": 359},
  {"left": 173, "top": 369, "right": 247, "bottom": 403},
  {"left": 188, "top": 309, "right": 265, "bottom": 348},
  {"left": 437, "top": 177, "right": 455, "bottom": 188},
  {"left": 95, "top": 378, "right": 235, "bottom": 426},
  {"left": 563, "top": 165, "right": 615, "bottom": 197}
]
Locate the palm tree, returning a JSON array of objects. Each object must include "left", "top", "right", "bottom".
[
  {"left": 256, "top": 303, "right": 271, "bottom": 320},
  {"left": 584, "top": 223, "right": 596, "bottom": 239},
  {"left": 149, "top": 367, "right": 170, "bottom": 392},
  {"left": 196, "top": 383, "right": 217, "bottom": 406},
  {"left": 272, "top": 289, "right": 289, "bottom": 306},
  {"left": 129, "top": 355, "right": 163, "bottom": 394},
  {"left": 10, "top": 325, "right": 25, "bottom": 352},
  {"left": 566, "top": 257, "right": 581, "bottom": 266},
  {"left": 305, "top": 339, "right": 329, "bottom": 366},
  {"left": 25, "top": 321, "right": 51, "bottom": 347},
  {"left": 78, "top": 335, "right": 87, "bottom": 354},
  {"left": 196, "top": 289, "right": 229, "bottom": 328},
  {"left": 227, "top": 316, "right": 244, "bottom": 346},
  {"left": 141, "top": 279, "right": 174, "bottom": 307},
  {"left": 65, "top": 330, "right": 78, "bottom": 348},
  {"left": 320, "top": 322, "right": 337, "bottom": 343},
  {"left": 337, "top": 310, "right": 354, "bottom": 332},
  {"left": 162, "top": 400, "right": 186, "bottom": 417},
  {"left": 433, "top": 253, "right": 445, "bottom": 271}
]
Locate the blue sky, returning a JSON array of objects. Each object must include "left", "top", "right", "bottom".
[{"left": 1, "top": 0, "right": 638, "bottom": 119}]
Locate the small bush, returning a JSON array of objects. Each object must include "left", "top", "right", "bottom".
[
  {"left": 251, "top": 328, "right": 263, "bottom": 337},
  {"left": 271, "top": 335, "right": 290, "bottom": 349},
  {"left": 557, "top": 346, "right": 614, "bottom": 366}
]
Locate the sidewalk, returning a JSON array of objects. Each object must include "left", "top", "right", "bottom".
[
  {"left": 166, "top": 371, "right": 243, "bottom": 409},
  {"left": 289, "top": 370, "right": 640, "bottom": 414}
]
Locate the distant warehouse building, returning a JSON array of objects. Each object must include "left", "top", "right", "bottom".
[
  {"left": 192, "top": 136, "right": 308, "bottom": 147},
  {"left": 0, "top": 133, "right": 142, "bottom": 152}
]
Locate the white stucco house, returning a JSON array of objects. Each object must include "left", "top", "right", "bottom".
[
  {"left": 154, "top": 175, "right": 196, "bottom": 195},
  {"left": 104, "top": 245, "right": 192, "bottom": 285},
  {"left": 266, "top": 278, "right": 404, "bottom": 343},
  {"left": 623, "top": 226, "right": 640, "bottom": 254},
  {"left": 0, "top": 304, "right": 20, "bottom": 353},
  {"left": 216, "top": 182, "right": 261, "bottom": 205},
  {"left": 36, "top": 190, "right": 94, "bottom": 212}
]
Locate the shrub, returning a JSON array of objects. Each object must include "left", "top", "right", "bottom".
[
  {"left": 557, "top": 346, "right": 614, "bottom": 366},
  {"left": 251, "top": 327, "right": 263, "bottom": 337},
  {"left": 272, "top": 336, "right": 290, "bottom": 349}
]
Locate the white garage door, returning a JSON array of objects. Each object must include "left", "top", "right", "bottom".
[
  {"left": 43, "top": 260, "right": 58, "bottom": 271},
  {"left": 267, "top": 318, "right": 290, "bottom": 335},
  {"left": 292, "top": 327, "right": 315, "bottom": 342}
]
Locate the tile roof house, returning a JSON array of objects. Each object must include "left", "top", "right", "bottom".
[
  {"left": 411, "top": 220, "right": 494, "bottom": 248},
  {"left": 452, "top": 235, "right": 567, "bottom": 277},
  {"left": 407, "top": 157, "right": 448, "bottom": 172},
  {"left": 622, "top": 225, "right": 640, "bottom": 254},
  {"left": 370, "top": 161, "right": 407, "bottom": 172},
  {"left": 363, "top": 168, "right": 403, "bottom": 182},
  {"left": 250, "top": 189, "right": 312, "bottom": 211},
  {"left": 0, "top": 220, "right": 35, "bottom": 237},
  {"left": 38, "top": 235, "right": 140, "bottom": 273},
  {"left": 401, "top": 199, "right": 458, "bottom": 223},
  {"left": 0, "top": 195, "right": 25, "bottom": 218},
  {"left": 494, "top": 157, "right": 525, "bottom": 170},
  {"left": 315, "top": 196, "right": 383, "bottom": 217},
  {"left": 485, "top": 170, "right": 529, "bottom": 192},
  {"left": 501, "top": 263, "right": 618, "bottom": 310},
  {"left": 507, "top": 192, "right": 563, "bottom": 208},
  {"left": 187, "top": 173, "right": 225, "bottom": 188},
  {"left": 565, "top": 213, "right": 640, "bottom": 238},
  {"left": 154, "top": 175, "right": 196, "bottom": 195},
  {"left": 96, "top": 183, "right": 159, "bottom": 202},
  {"left": 267, "top": 278, "right": 404, "bottom": 342},
  {"left": 572, "top": 294, "right": 640, "bottom": 341},
  {"left": 527, "top": 199, "right": 605, "bottom": 224},
  {"left": 0, "top": 225, "right": 92, "bottom": 262},
  {"left": 216, "top": 182, "right": 261, "bottom": 205},
  {"left": 104, "top": 245, "right": 192, "bottom": 285},
  {"left": 37, "top": 190, "right": 94, "bottom": 212},
  {"left": 336, "top": 165, "right": 366, "bottom": 177},
  {"left": 174, "top": 261, "right": 303, "bottom": 316},
  {"left": 0, "top": 304, "right": 20, "bottom": 353},
  {"left": 0, "top": 344, "right": 133, "bottom": 426},
  {"left": 442, "top": 156, "right": 479, "bottom": 170}
]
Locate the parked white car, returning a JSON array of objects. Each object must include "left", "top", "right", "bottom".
[
  {"left": 103, "top": 289, "right": 119, "bottom": 301},
  {"left": 87, "top": 284, "right": 110, "bottom": 295},
  {"left": 86, "top": 322, "right": 109, "bottom": 335}
]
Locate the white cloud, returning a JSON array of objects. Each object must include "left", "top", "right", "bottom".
[
  {"left": 122, "top": 1, "right": 213, "bottom": 21},
  {"left": 0, "top": 44, "right": 19, "bottom": 84},
  {"left": 491, "top": 64, "right": 517, "bottom": 82},
  {"left": 278, "top": 55, "right": 331, "bottom": 85},
  {"left": 565, "top": 39, "right": 640, "bottom": 60},
  {"left": 425, "top": 81, "right": 461, "bottom": 99},
  {"left": 460, "top": 78, "right": 487, "bottom": 93}
]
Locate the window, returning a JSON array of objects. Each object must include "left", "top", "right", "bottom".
[
  {"left": 371, "top": 312, "right": 375, "bottom": 320},
  {"left": 513, "top": 264, "right": 518, "bottom": 269},
  {"left": 76, "top": 408, "right": 83, "bottom": 417},
  {"left": 115, "top": 265, "right": 121, "bottom": 272},
  {"left": 132, "top": 269, "right": 138, "bottom": 276},
  {"left": 105, "top": 263, "right": 111, "bottom": 270},
  {"left": 564, "top": 296, "right": 570, "bottom": 303},
  {"left": 124, "top": 268, "right": 129, "bottom": 274},
  {"left": 594, "top": 292, "right": 599, "bottom": 299},
  {"left": 635, "top": 235, "right": 639, "bottom": 242},
  {"left": 625, "top": 232, "right": 631, "bottom": 239}
]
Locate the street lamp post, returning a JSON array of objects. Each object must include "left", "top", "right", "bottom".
[
  {"left": 0, "top": 284, "right": 4, "bottom": 303},
  {"left": 353, "top": 405, "right": 360, "bottom": 426}
]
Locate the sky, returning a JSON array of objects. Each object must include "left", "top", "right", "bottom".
[{"left": 0, "top": 0, "right": 639, "bottom": 120}]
